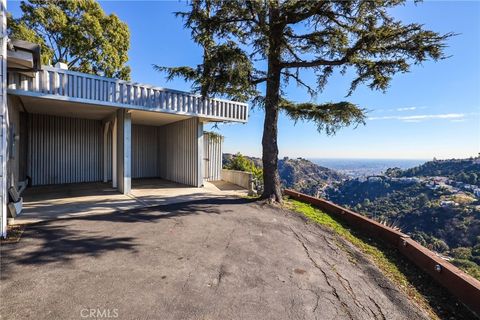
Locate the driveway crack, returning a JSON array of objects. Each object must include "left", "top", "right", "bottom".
[
  {"left": 368, "top": 296, "right": 387, "bottom": 320},
  {"left": 293, "top": 282, "right": 320, "bottom": 319},
  {"left": 290, "top": 227, "right": 354, "bottom": 320}
]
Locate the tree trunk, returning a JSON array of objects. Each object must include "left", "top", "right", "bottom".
[
  {"left": 261, "top": 6, "right": 283, "bottom": 203},
  {"left": 261, "top": 82, "right": 282, "bottom": 202}
]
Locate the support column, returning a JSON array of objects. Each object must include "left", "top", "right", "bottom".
[
  {"left": 0, "top": 0, "right": 7, "bottom": 238},
  {"left": 197, "top": 119, "right": 204, "bottom": 187},
  {"left": 116, "top": 109, "right": 131, "bottom": 194}
]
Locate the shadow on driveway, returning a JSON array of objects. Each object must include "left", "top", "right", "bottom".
[{"left": 1, "top": 197, "right": 254, "bottom": 278}]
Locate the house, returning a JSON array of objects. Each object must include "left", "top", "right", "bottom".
[
  {"left": 0, "top": 14, "right": 248, "bottom": 237},
  {"left": 473, "top": 188, "right": 480, "bottom": 198},
  {"left": 367, "top": 175, "right": 384, "bottom": 182},
  {"left": 440, "top": 200, "right": 458, "bottom": 208},
  {"left": 397, "top": 177, "right": 420, "bottom": 184}
]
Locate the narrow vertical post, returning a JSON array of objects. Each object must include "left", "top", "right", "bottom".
[{"left": 116, "top": 109, "right": 131, "bottom": 194}]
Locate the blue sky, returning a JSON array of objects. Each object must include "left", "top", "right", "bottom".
[{"left": 8, "top": 1, "right": 480, "bottom": 160}]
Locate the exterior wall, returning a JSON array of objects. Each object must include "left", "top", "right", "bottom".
[
  {"left": 105, "top": 122, "right": 112, "bottom": 181},
  {"left": 28, "top": 114, "right": 103, "bottom": 185},
  {"left": 203, "top": 132, "right": 223, "bottom": 181},
  {"left": 221, "top": 169, "right": 252, "bottom": 190},
  {"left": 158, "top": 118, "right": 202, "bottom": 187},
  {"left": 6, "top": 96, "right": 21, "bottom": 189},
  {"left": 1, "top": 0, "right": 6, "bottom": 237},
  {"left": 132, "top": 124, "right": 160, "bottom": 178}
]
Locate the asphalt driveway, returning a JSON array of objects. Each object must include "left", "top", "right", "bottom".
[{"left": 0, "top": 197, "right": 428, "bottom": 320}]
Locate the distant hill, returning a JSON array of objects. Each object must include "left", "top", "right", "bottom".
[
  {"left": 223, "top": 153, "right": 346, "bottom": 197},
  {"left": 387, "top": 157, "right": 480, "bottom": 186}
]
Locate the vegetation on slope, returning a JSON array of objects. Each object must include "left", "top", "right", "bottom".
[
  {"left": 286, "top": 199, "right": 477, "bottom": 320},
  {"left": 223, "top": 153, "right": 345, "bottom": 197},
  {"left": 226, "top": 154, "right": 480, "bottom": 280},
  {"left": 387, "top": 157, "right": 480, "bottom": 186},
  {"left": 326, "top": 178, "right": 480, "bottom": 280},
  {"left": 223, "top": 153, "right": 263, "bottom": 185}
]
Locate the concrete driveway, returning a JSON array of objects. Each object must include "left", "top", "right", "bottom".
[
  {"left": 17, "top": 179, "right": 247, "bottom": 224},
  {"left": 0, "top": 197, "right": 428, "bottom": 320}
]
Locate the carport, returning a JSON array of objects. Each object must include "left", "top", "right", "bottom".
[
  {"left": 7, "top": 95, "right": 203, "bottom": 191},
  {"left": 2, "top": 57, "right": 247, "bottom": 232},
  {"left": 5, "top": 92, "right": 245, "bottom": 223}
]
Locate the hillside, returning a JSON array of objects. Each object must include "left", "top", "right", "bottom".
[
  {"left": 387, "top": 157, "right": 480, "bottom": 187},
  {"left": 278, "top": 157, "right": 346, "bottom": 197},
  {"left": 223, "top": 153, "right": 346, "bottom": 197},
  {"left": 326, "top": 162, "right": 480, "bottom": 280}
]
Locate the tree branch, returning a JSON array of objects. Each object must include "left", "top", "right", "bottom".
[
  {"left": 279, "top": 98, "right": 366, "bottom": 135},
  {"left": 281, "top": 70, "right": 315, "bottom": 96}
]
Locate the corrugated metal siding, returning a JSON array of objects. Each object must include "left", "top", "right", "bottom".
[
  {"left": 158, "top": 118, "right": 199, "bottom": 186},
  {"left": 106, "top": 124, "right": 112, "bottom": 181},
  {"left": 28, "top": 114, "right": 103, "bottom": 185},
  {"left": 203, "top": 133, "right": 223, "bottom": 181},
  {"left": 132, "top": 124, "right": 159, "bottom": 178}
]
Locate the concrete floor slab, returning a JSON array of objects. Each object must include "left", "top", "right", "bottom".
[{"left": 15, "top": 179, "right": 247, "bottom": 224}]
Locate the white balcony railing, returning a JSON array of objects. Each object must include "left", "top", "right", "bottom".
[{"left": 7, "top": 66, "right": 248, "bottom": 122}]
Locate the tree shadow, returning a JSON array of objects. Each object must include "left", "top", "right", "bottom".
[
  {"left": 76, "top": 196, "right": 253, "bottom": 223},
  {"left": 1, "top": 197, "right": 255, "bottom": 279}
]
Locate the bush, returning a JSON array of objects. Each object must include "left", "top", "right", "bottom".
[
  {"left": 224, "top": 152, "right": 263, "bottom": 185},
  {"left": 451, "top": 259, "right": 480, "bottom": 280},
  {"left": 450, "top": 247, "right": 472, "bottom": 260}
]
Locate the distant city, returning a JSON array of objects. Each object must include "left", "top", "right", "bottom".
[{"left": 310, "top": 158, "right": 428, "bottom": 178}]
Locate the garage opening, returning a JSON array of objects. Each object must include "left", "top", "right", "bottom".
[
  {"left": 9, "top": 96, "right": 204, "bottom": 190},
  {"left": 131, "top": 113, "right": 201, "bottom": 187}
]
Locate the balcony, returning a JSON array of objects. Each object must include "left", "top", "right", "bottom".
[{"left": 7, "top": 66, "right": 248, "bottom": 123}]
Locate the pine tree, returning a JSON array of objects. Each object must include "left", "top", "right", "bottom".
[{"left": 157, "top": 0, "right": 453, "bottom": 202}]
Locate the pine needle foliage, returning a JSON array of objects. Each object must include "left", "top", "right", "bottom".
[{"left": 156, "top": 0, "right": 453, "bottom": 201}]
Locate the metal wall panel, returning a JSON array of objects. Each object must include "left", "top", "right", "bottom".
[
  {"left": 106, "top": 124, "right": 112, "bottom": 181},
  {"left": 203, "top": 132, "right": 223, "bottom": 181},
  {"left": 28, "top": 114, "right": 103, "bottom": 185},
  {"left": 132, "top": 124, "right": 159, "bottom": 178},
  {"left": 158, "top": 118, "right": 199, "bottom": 186}
]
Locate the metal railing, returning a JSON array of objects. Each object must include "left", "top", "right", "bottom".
[{"left": 7, "top": 66, "right": 248, "bottom": 122}]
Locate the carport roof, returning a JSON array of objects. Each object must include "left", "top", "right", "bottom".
[
  {"left": 7, "top": 65, "right": 249, "bottom": 123},
  {"left": 14, "top": 95, "right": 193, "bottom": 126}
]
